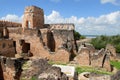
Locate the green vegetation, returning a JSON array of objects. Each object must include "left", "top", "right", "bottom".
[
  {"left": 48, "top": 61, "right": 112, "bottom": 75},
  {"left": 110, "top": 60, "right": 120, "bottom": 70},
  {"left": 90, "top": 35, "right": 120, "bottom": 53},
  {"left": 76, "top": 66, "right": 112, "bottom": 75},
  {"left": 30, "top": 76, "right": 37, "bottom": 80},
  {"left": 74, "top": 30, "right": 86, "bottom": 40},
  {"left": 22, "top": 61, "right": 31, "bottom": 70},
  {"left": 48, "top": 61, "right": 67, "bottom": 65}
]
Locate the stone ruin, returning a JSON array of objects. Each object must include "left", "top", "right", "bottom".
[
  {"left": 74, "top": 43, "right": 116, "bottom": 72},
  {"left": 0, "top": 6, "right": 77, "bottom": 80},
  {"left": 0, "top": 6, "right": 76, "bottom": 63},
  {"left": 0, "top": 5, "right": 118, "bottom": 80},
  {"left": 0, "top": 56, "right": 68, "bottom": 80}
]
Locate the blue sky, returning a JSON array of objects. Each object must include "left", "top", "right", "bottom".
[{"left": 0, "top": 0, "right": 120, "bottom": 35}]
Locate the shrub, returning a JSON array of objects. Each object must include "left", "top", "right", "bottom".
[
  {"left": 110, "top": 61, "right": 120, "bottom": 70},
  {"left": 74, "top": 30, "right": 86, "bottom": 40},
  {"left": 90, "top": 35, "right": 120, "bottom": 53}
]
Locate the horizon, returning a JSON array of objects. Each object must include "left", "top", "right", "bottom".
[{"left": 0, "top": 0, "right": 120, "bottom": 35}]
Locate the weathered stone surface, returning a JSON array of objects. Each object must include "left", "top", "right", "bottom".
[
  {"left": 20, "top": 58, "right": 68, "bottom": 80},
  {"left": 0, "top": 57, "right": 25, "bottom": 80},
  {"left": 0, "top": 57, "right": 68, "bottom": 80},
  {"left": 0, "top": 39, "right": 16, "bottom": 57},
  {"left": 78, "top": 72, "right": 90, "bottom": 80},
  {"left": 106, "top": 44, "right": 116, "bottom": 60},
  {"left": 111, "top": 71, "right": 120, "bottom": 80},
  {"left": 106, "top": 44, "right": 116, "bottom": 57},
  {"left": 91, "top": 49, "right": 112, "bottom": 71},
  {"left": 89, "top": 73, "right": 111, "bottom": 80},
  {"left": 0, "top": 20, "right": 21, "bottom": 28},
  {"left": 53, "top": 65, "right": 75, "bottom": 78},
  {"left": 74, "top": 47, "right": 90, "bottom": 66},
  {"left": 0, "top": 6, "right": 77, "bottom": 64},
  {"left": 22, "top": 6, "right": 44, "bottom": 29},
  {"left": 74, "top": 46, "right": 112, "bottom": 71},
  {"left": 50, "top": 48, "right": 70, "bottom": 63}
]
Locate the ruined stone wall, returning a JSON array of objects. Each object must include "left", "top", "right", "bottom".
[
  {"left": 0, "top": 20, "right": 22, "bottom": 27},
  {"left": 91, "top": 49, "right": 111, "bottom": 71},
  {"left": 8, "top": 28, "right": 48, "bottom": 56},
  {"left": 49, "top": 24, "right": 75, "bottom": 30},
  {"left": 74, "top": 47, "right": 90, "bottom": 66},
  {"left": 0, "top": 57, "right": 68, "bottom": 80},
  {"left": 0, "top": 27, "right": 3, "bottom": 38},
  {"left": 52, "top": 30, "right": 75, "bottom": 51},
  {"left": 49, "top": 48, "right": 70, "bottom": 63},
  {"left": 40, "top": 28, "right": 48, "bottom": 48},
  {"left": 8, "top": 27, "right": 71, "bottom": 63},
  {"left": 0, "top": 39, "right": 16, "bottom": 57},
  {"left": 22, "top": 6, "right": 44, "bottom": 29}
]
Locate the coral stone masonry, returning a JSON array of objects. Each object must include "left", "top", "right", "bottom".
[
  {"left": 22, "top": 6, "right": 44, "bottom": 29},
  {"left": 0, "top": 5, "right": 117, "bottom": 80},
  {"left": 0, "top": 6, "right": 76, "bottom": 63}
]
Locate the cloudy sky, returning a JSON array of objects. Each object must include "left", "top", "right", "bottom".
[{"left": 0, "top": 0, "right": 120, "bottom": 35}]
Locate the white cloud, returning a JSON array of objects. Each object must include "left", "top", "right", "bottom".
[
  {"left": 1, "top": 11, "right": 120, "bottom": 35},
  {"left": 101, "top": 0, "right": 120, "bottom": 5},
  {"left": 45, "top": 10, "right": 120, "bottom": 35},
  {"left": 0, "top": 14, "right": 23, "bottom": 23}
]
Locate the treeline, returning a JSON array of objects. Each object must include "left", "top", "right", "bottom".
[
  {"left": 90, "top": 35, "right": 120, "bottom": 53},
  {"left": 74, "top": 31, "right": 86, "bottom": 40}
]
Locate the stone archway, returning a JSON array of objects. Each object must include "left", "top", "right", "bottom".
[{"left": 26, "top": 21, "right": 31, "bottom": 28}]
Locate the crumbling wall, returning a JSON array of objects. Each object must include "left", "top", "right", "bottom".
[
  {"left": 49, "top": 48, "right": 70, "bottom": 63},
  {"left": 0, "top": 57, "right": 68, "bottom": 80},
  {"left": 0, "top": 39, "right": 16, "bottom": 57},
  {"left": 52, "top": 30, "right": 75, "bottom": 52},
  {"left": 0, "top": 27, "right": 3, "bottom": 38},
  {"left": 0, "top": 20, "right": 21, "bottom": 27},
  {"left": 0, "top": 57, "right": 25, "bottom": 80},
  {"left": 8, "top": 27, "right": 71, "bottom": 63},
  {"left": 22, "top": 6, "right": 44, "bottom": 29},
  {"left": 91, "top": 49, "right": 105, "bottom": 67},
  {"left": 74, "top": 44, "right": 112, "bottom": 71},
  {"left": 49, "top": 24, "right": 74, "bottom": 30},
  {"left": 0, "top": 61, "right": 4, "bottom": 80},
  {"left": 106, "top": 44, "right": 116, "bottom": 60},
  {"left": 8, "top": 28, "right": 49, "bottom": 57},
  {"left": 74, "top": 47, "right": 90, "bottom": 66}
]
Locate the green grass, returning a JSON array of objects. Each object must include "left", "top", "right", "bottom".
[
  {"left": 76, "top": 66, "right": 112, "bottom": 75},
  {"left": 48, "top": 61, "right": 67, "bottom": 65},
  {"left": 30, "top": 76, "right": 37, "bottom": 80},
  {"left": 48, "top": 61, "right": 113, "bottom": 75},
  {"left": 110, "top": 60, "right": 120, "bottom": 70}
]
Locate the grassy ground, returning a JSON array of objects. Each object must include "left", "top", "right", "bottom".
[
  {"left": 110, "top": 60, "right": 120, "bottom": 70},
  {"left": 48, "top": 61, "right": 113, "bottom": 75},
  {"left": 76, "top": 66, "right": 112, "bottom": 75},
  {"left": 48, "top": 61, "right": 67, "bottom": 65}
]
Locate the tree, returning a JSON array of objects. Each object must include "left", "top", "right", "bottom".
[{"left": 74, "top": 30, "right": 86, "bottom": 40}]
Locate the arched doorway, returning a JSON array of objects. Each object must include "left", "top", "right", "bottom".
[{"left": 26, "top": 21, "right": 31, "bottom": 28}]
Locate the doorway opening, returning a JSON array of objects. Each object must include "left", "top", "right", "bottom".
[
  {"left": 26, "top": 21, "right": 31, "bottom": 28},
  {"left": 22, "top": 43, "right": 30, "bottom": 53}
]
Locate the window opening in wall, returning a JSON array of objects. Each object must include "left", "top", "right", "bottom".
[
  {"left": 26, "top": 21, "right": 31, "bottom": 28},
  {"left": 2, "top": 43, "right": 6, "bottom": 48},
  {"left": 22, "top": 43, "right": 30, "bottom": 53}
]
